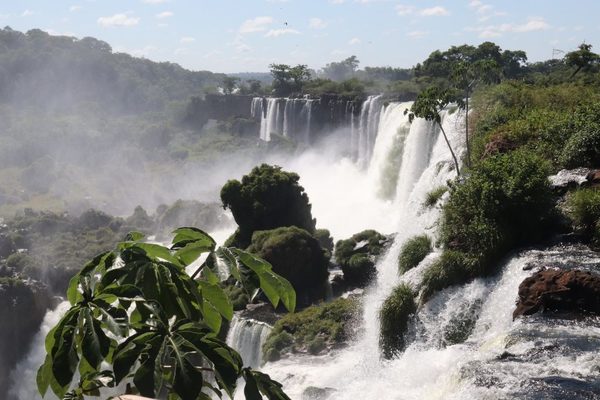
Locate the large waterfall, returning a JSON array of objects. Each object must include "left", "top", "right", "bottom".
[{"left": 11, "top": 97, "right": 600, "bottom": 399}]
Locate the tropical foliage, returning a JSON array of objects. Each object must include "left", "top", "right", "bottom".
[{"left": 38, "top": 228, "right": 295, "bottom": 400}]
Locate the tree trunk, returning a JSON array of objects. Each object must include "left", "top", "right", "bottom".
[{"left": 437, "top": 121, "right": 461, "bottom": 177}]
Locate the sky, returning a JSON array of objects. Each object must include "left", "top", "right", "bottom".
[{"left": 0, "top": 0, "right": 598, "bottom": 73}]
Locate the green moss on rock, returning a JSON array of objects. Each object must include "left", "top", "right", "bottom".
[
  {"left": 398, "top": 235, "right": 432, "bottom": 274},
  {"left": 379, "top": 283, "right": 416, "bottom": 359},
  {"left": 334, "top": 229, "right": 390, "bottom": 287},
  {"left": 263, "top": 297, "right": 359, "bottom": 361},
  {"left": 247, "top": 226, "right": 329, "bottom": 304}
]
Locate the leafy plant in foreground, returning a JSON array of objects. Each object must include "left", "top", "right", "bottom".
[{"left": 37, "top": 227, "right": 295, "bottom": 400}]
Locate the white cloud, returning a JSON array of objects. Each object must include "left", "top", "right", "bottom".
[
  {"left": 180, "top": 36, "right": 195, "bottom": 43},
  {"left": 22, "top": 9, "right": 34, "bottom": 17},
  {"left": 155, "top": 11, "right": 173, "bottom": 18},
  {"left": 239, "top": 16, "right": 273, "bottom": 33},
  {"left": 69, "top": 5, "right": 82, "bottom": 12},
  {"left": 264, "top": 28, "right": 300, "bottom": 37},
  {"left": 115, "top": 45, "right": 156, "bottom": 57},
  {"left": 396, "top": 5, "right": 415, "bottom": 15},
  {"left": 407, "top": 30, "right": 428, "bottom": 38},
  {"left": 348, "top": 37, "right": 361, "bottom": 45},
  {"left": 309, "top": 17, "right": 327, "bottom": 29},
  {"left": 98, "top": 13, "right": 140, "bottom": 27},
  {"left": 468, "top": 17, "right": 550, "bottom": 38},
  {"left": 419, "top": 6, "right": 449, "bottom": 16}
]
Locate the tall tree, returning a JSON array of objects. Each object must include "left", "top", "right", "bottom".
[
  {"left": 405, "top": 86, "right": 461, "bottom": 177},
  {"left": 269, "top": 63, "right": 311, "bottom": 96},
  {"left": 222, "top": 76, "right": 240, "bottom": 95},
  {"left": 565, "top": 43, "right": 600, "bottom": 78}
]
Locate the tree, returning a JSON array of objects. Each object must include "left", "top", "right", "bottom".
[
  {"left": 321, "top": 56, "right": 360, "bottom": 81},
  {"left": 222, "top": 76, "right": 240, "bottom": 95},
  {"left": 269, "top": 64, "right": 311, "bottom": 96},
  {"left": 37, "top": 228, "right": 295, "bottom": 400},
  {"left": 405, "top": 86, "right": 461, "bottom": 176},
  {"left": 451, "top": 59, "right": 501, "bottom": 168},
  {"left": 565, "top": 43, "right": 599, "bottom": 78}
]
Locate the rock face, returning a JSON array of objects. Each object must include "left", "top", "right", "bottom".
[
  {"left": 513, "top": 268, "right": 600, "bottom": 318},
  {"left": 0, "top": 278, "right": 50, "bottom": 398}
]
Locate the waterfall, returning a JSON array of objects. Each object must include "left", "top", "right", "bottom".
[
  {"left": 226, "top": 315, "right": 272, "bottom": 368},
  {"left": 8, "top": 302, "right": 70, "bottom": 400},
  {"left": 252, "top": 97, "right": 316, "bottom": 143},
  {"left": 355, "top": 95, "right": 383, "bottom": 167}
]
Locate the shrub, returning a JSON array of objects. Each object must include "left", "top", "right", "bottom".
[
  {"left": 423, "top": 186, "right": 447, "bottom": 207},
  {"left": 398, "top": 235, "right": 432, "bottom": 274},
  {"left": 220, "top": 164, "right": 316, "bottom": 248},
  {"left": 565, "top": 188, "right": 600, "bottom": 243},
  {"left": 263, "top": 297, "right": 359, "bottom": 361},
  {"left": 334, "top": 229, "right": 390, "bottom": 287},
  {"left": 419, "top": 251, "right": 477, "bottom": 302},
  {"left": 379, "top": 283, "right": 416, "bottom": 359},
  {"left": 560, "top": 125, "right": 600, "bottom": 168},
  {"left": 247, "top": 226, "right": 329, "bottom": 304},
  {"left": 314, "top": 228, "right": 334, "bottom": 258},
  {"left": 440, "top": 149, "right": 554, "bottom": 266}
]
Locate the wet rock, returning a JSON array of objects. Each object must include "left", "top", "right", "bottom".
[
  {"left": 302, "top": 386, "right": 336, "bottom": 400},
  {"left": 513, "top": 268, "right": 600, "bottom": 318},
  {"left": 240, "top": 302, "right": 280, "bottom": 325},
  {"left": 548, "top": 168, "right": 590, "bottom": 194}
]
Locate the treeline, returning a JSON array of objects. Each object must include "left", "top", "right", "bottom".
[
  {"left": 0, "top": 27, "right": 224, "bottom": 114},
  {"left": 232, "top": 41, "right": 598, "bottom": 98}
]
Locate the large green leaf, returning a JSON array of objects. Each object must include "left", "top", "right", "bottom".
[
  {"left": 233, "top": 249, "right": 296, "bottom": 312},
  {"left": 81, "top": 309, "right": 111, "bottom": 369},
  {"left": 243, "top": 369, "right": 291, "bottom": 400},
  {"left": 172, "top": 227, "right": 216, "bottom": 249},
  {"left": 199, "top": 281, "right": 233, "bottom": 321}
]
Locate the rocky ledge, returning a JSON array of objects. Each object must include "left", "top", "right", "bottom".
[{"left": 513, "top": 268, "right": 600, "bottom": 318}]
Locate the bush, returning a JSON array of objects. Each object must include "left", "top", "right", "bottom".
[
  {"left": 263, "top": 297, "right": 359, "bottom": 361},
  {"left": 560, "top": 125, "right": 600, "bottom": 168},
  {"left": 419, "top": 251, "right": 477, "bottom": 302},
  {"left": 398, "top": 235, "right": 432, "bottom": 274},
  {"left": 379, "top": 283, "right": 416, "bottom": 359},
  {"left": 220, "top": 164, "right": 316, "bottom": 248},
  {"left": 247, "top": 226, "right": 329, "bottom": 304},
  {"left": 441, "top": 150, "right": 554, "bottom": 266},
  {"left": 334, "top": 229, "right": 390, "bottom": 287},
  {"left": 223, "top": 284, "right": 249, "bottom": 311},
  {"left": 565, "top": 188, "right": 600, "bottom": 243},
  {"left": 423, "top": 186, "right": 447, "bottom": 207}
]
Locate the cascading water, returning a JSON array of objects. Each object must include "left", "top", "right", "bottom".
[
  {"left": 253, "top": 97, "right": 316, "bottom": 143},
  {"left": 355, "top": 95, "right": 383, "bottom": 167},
  {"left": 226, "top": 316, "right": 272, "bottom": 368}
]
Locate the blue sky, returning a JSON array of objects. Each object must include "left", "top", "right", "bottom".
[{"left": 1, "top": 0, "right": 598, "bottom": 73}]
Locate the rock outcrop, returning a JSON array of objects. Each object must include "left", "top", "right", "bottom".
[{"left": 513, "top": 268, "right": 600, "bottom": 318}]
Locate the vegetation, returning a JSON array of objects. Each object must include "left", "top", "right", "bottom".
[
  {"left": 269, "top": 64, "right": 312, "bottom": 97},
  {"left": 379, "top": 283, "right": 416, "bottom": 359},
  {"left": 334, "top": 230, "right": 390, "bottom": 287},
  {"left": 263, "top": 298, "right": 359, "bottom": 362},
  {"left": 221, "top": 164, "right": 316, "bottom": 248},
  {"left": 397, "top": 235, "right": 432, "bottom": 274},
  {"left": 247, "top": 226, "right": 329, "bottom": 304},
  {"left": 423, "top": 186, "right": 447, "bottom": 208},
  {"left": 565, "top": 188, "right": 600, "bottom": 245},
  {"left": 38, "top": 228, "right": 295, "bottom": 400}
]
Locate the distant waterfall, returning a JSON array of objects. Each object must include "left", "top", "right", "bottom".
[
  {"left": 226, "top": 315, "right": 272, "bottom": 368},
  {"left": 354, "top": 95, "right": 383, "bottom": 167},
  {"left": 252, "top": 97, "right": 315, "bottom": 143}
]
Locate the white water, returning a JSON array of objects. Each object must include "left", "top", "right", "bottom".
[
  {"left": 14, "top": 97, "right": 600, "bottom": 399},
  {"left": 225, "top": 316, "right": 272, "bottom": 368}
]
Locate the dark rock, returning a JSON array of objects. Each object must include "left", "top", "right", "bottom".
[
  {"left": 247, "top": 226, "right": 329, "bottom": 305},
  {"left": 513, "top": 268, "right": 600, "bottom": 318},
  {"left": 240, "top": 302, "right": 280, "bottom": 326},
  {"left": 0, "top": 278, "right": 50, "bottom": 398},
  {"left": 302, "top": 386, "right": 336, "bottom": 400}
]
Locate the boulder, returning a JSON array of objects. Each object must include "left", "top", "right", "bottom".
[
  {"left": 513, "top": 268, "right": 600, "bottom": 318},
  {"left": 334, "top": 230, "right": 391, "bottom": 287},
  {"left": 247, "top": 226, "right": 329, "bottom": 305},
  {"left": 548, "top": 168, "right": 591, "bottom": 194}
]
